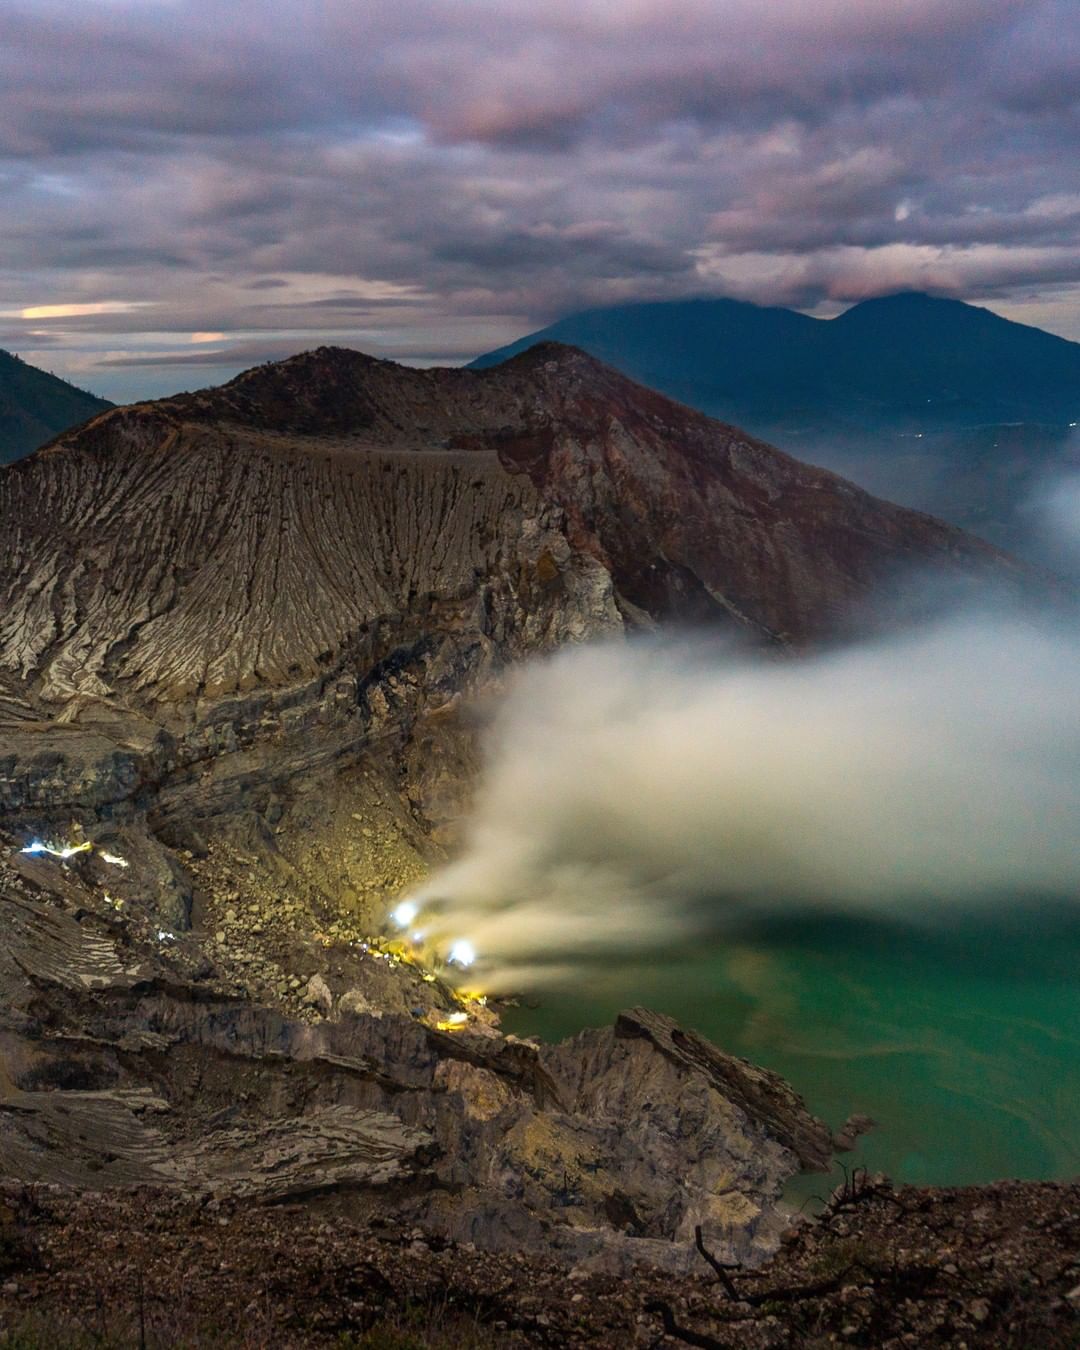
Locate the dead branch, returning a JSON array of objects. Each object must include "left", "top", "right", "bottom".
[
  {"left": 693, "top": 1225, "right": 741, "bottom": 1301},
  {"left": 825, "top": 1162, "right": 913, "bottom": 1217},
  {"left": 644, "top": 1300, "right": 726, "bottom": 1349}
]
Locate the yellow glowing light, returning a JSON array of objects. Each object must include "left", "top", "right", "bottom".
[
  {"left": 100, "top": 851, "right": 129, "bottom": 868},
  {"left": 22, "top": 839, "right": 92, "bottom": 860},
  {"left": 435, "top": 1011, "right": 470, "bottom": 1031}
]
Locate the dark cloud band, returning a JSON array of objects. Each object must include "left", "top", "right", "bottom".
[{"left": 1, "top": 0, "right": 1077, "bottom": 399}]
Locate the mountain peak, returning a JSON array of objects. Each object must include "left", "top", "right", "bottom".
[
  {"left": 0, "top": 333, "right": 1021, "bottom": 710},
  {"left": 137, "top": 340, "right": 640, "bottom": 442},
  {"left": 843, "top": 290, "right": 962, "bottom": 309},
  {"left": 471, "top": 291, "right": 1080, "bottom": 435},
  {"left": 160, "top": 345, "right": 419, "bottom": 437},
  {"left": 834, "top": 290, "right": 997, "bottom": 326}
]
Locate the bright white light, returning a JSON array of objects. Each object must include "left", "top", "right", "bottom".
[
  {"left": 21, "top": 839, "right": 92, "bottom": 860},
  {"left": 448, "top": 939, "right": 476, "bottom": 968},
  {"left": 157, "top": 929, "right": 175, "bottom": 942},
  {"left": 391, "top": 900, "right": 418, "bottom": 927},
  {"left": 100, "top": 851, "right": 129, "bottom": 868}
]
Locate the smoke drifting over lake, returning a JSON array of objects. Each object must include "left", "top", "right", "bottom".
[{"left": 410, "top": 609, "right": 1080, "bottom": 988}]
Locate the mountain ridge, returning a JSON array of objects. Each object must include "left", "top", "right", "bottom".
[
  {"left": 470, "top": 293, "right": 1080, "bottom": 558},
  {"left": 470, "top": 291, "right": 1080, "bottom": 433},
  {"left": 1, "top": 341, "right": 1022, "bottom": 719},
  {"left": 0, "top": 339, "right": 1058, "bottom": 1286}
]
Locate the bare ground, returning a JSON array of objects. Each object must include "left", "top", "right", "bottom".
[{"left": 0, "top": 1175, "right": 1076, "bottom": 1348}]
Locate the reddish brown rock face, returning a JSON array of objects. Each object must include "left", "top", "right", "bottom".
[
  {"left": 484, "top": 345, "right": 1025, "bottom": 641},
  {"left": 170, "top": 340, "right": 1027, "bottom": 647}
]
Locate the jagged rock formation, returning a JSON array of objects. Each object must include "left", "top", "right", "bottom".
[
  {"left": 0, "top": 349, "right": 111, "bottom": 466},
  {"left": 0, "top": 345, "right": 1024, "bottom": 810},
  {"left": 0, "top": 842, "right": 837, "bottom": 1271},
  {"left": 0, "top": 344, "right": 1036, "bottom": 1270}
]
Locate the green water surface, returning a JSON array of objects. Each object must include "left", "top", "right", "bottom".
[{"left": 501, "top": 904, "right": 1080, "bottom": 1187}]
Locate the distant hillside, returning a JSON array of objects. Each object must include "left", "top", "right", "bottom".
[
  {"left": 472, "top": 294, "right": 1080, "bottom": 558},
  {"left": 0, "top": 350, "right": 112, "bottom": 464},
  {"left": 471, "top": 293, "right": 1080, "bottom": 435}
]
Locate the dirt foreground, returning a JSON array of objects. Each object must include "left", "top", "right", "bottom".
[{"left": 0, "top": 1175, "right": 1076, "bottom": 1348}]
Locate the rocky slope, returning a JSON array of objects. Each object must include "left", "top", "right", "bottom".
[
  {"left": 0, "top": 342, "right": 1020, "bottom": 713},
  {"left": 472, "top": 295, "right": 1080, "bottom": 560},
  {"left": 0, "top": 828, "right": 838, "bottom": 1273},
  {"left": 0, "top": 344, "right": 1041, "bottom": 1281}
]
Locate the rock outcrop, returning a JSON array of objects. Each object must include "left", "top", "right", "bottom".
[
  {"left": 0, "top": 345, "right": 1027, "bottom": 833},
  {"left": 0, "top": 842, "right": 833, "bottom": 1271}
]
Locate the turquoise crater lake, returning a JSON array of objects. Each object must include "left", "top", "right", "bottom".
[{"left": 501, "top": 903, "right": 1080, "bottom": 1188}]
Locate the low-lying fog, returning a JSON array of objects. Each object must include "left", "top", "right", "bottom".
[
  {"left": 796, "top": 422, "right": 1080, "bottom": 570},
  {"left": 410, "top": 601, "right": 1080, "bottom": 992},
  {"left": 398, "top": 501, "right": 1080, "bottom": 1187}
]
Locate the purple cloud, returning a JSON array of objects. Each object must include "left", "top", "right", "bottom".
[{"left": 0, "top": 0, "right": 1077, "bottom": 401}]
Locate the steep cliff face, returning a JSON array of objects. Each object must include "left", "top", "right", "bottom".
[
  {"left": 0, "top": 839, "right": 837, "bottom": 1272},
  {"left": 0, "top": 342, "right": 1022, "bottom": 828},
  {"left": 0, "top": 344, "right": 1033, "bottom": 1271},
  {"left": 0, "top": 343, "right": 1015, "bottom": 712},
  {"left": 0, "top": 394, "right": 612, "bottom": 710}
]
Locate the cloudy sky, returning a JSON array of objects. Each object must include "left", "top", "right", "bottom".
[{"left": 2, "top": 0, "right": 1079, "bottom": 402}]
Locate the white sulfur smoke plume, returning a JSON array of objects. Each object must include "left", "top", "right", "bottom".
[{"left": 408, "top": 607, "right": 1080, "bottom": 988}]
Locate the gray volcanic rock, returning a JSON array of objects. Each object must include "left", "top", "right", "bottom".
[
  {"left": 0, "top": 344, "right": 1025, "bottom": 830},
  {"left": 0, "top": 848, "right": 829, "bottom": 1271}
]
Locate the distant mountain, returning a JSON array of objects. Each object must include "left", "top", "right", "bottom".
[
  {"left": 471, "top": 293, "right": 1080, "bottom": 436},
  {"left": 0, "top": 350, "right": 112, "bottom": 464},
  {"left": 472, "top": 296, "right": 1080, "bottom": 561}
]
